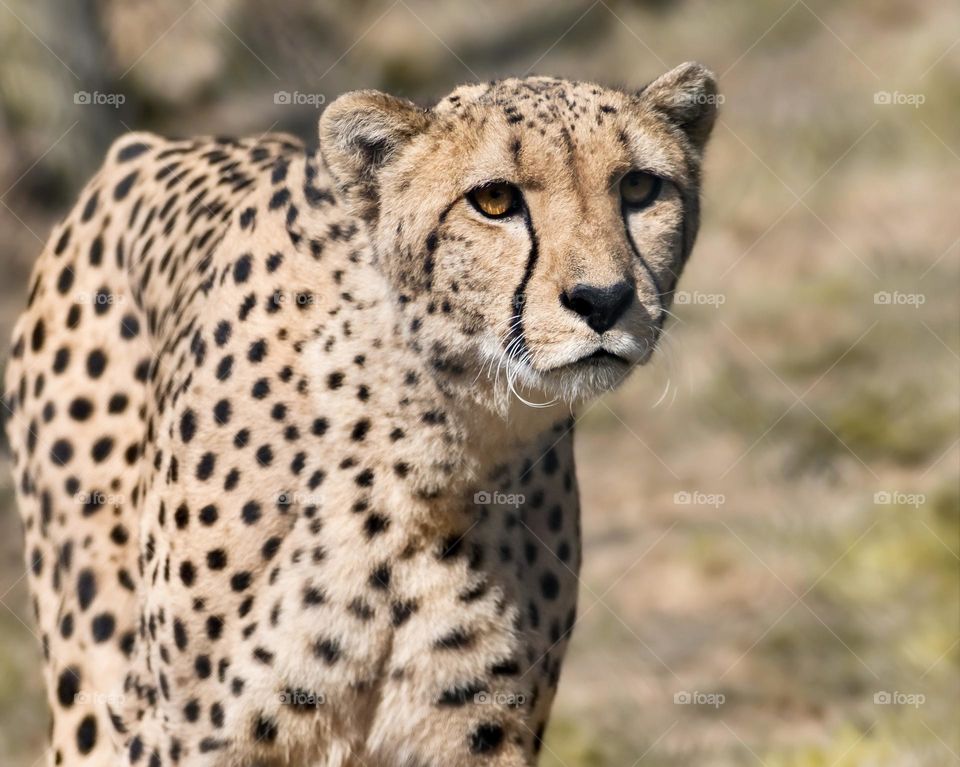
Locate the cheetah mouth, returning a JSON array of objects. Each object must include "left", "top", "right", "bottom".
[
  {"left": 581, "top": 348, "right": 628, "bottom": 364},
  {"left": 551, "top": 348, "right": 632, "bottom": 372}
]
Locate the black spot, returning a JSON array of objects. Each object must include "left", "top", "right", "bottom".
[
  {"left": 438, "top": 534, "right": 464, "bottom": 560},
  {"left": 89, "top": 236, "right": 103, "bottom": 266},
  {"left": 213, "top": 399, "right": 231, "bottom": 424},
  {"left": 109, "top": 524, "right": 129, "bottom": 545},
  {"left": 196, "top": 452, "right": 216, "bottom": 480},
  {"left": 470, "top": 723, "right": 504, "bottom": 754},
  {"left": 180, "top": 409, "right": 197, "bottom": 442},
  {"left": 230, "top": 571, "right": 252, "bottom": 591},
  {"left": 302, "top": 585, "right": 326, "bottom": 606},
  {"left": 233, "top": 254, "right": 252, "bottom": 284},
  {"left": 68, "top": 397, "right": 93, "bottom": 421},
  {"left": 119, "top": 314, "right": 140, "bottom": 338},
  {"left": 490, "top": 659, "right": 520, "bottom": 676},
  {"left": 252, "top": 378, "right": 270, "bottom": 399},
  {"left": 540, "top": 571, "right": 560, "bottom": 600},
  {"left": 247, "top": 338, "right": 267, "bottom": 363},
  {"left": 113, "top": 171, "right": 138, "bottom": 200},
  {"left": 253, "top": 715, "right": 278, "bottom": 743},
  {"left": 348, "top": 598, "right": 375, "bottom": 621},
  {"left": 206, "top": 615, "right": 224, "bottom": 640},
  {"left": 369, "top": 563, "right": 391, "bottom": 590},
  {"left": 117, "top": 142, "right": 150, "bottom": 162},
  {"left": 314, "top": 637, "right": 341, "bottom": 665},
  {"left": 86, "top": 349, "right": 107, "bottom": 378},
  {"left": 261, "top": 537, "right": 281, "bottom": 560},
  {"left": 206, "top": 549, "right": 227, "bottom": 570},
  {"left": 543, "top": 449, "right": 559, "bottom": 475},
  {"left": 179, "top": 560, "right": 196, "bottom": 586},
  {"left": 435, "top": 627, "right": 474, "bottom": 650},
  {"left": 54, "top": 226, "right": 71, "bottom": 255},
  {"left": 56, "top": 266, "right": 75, "bottom": 295},
  {"left": 173, "top": 619, "right": 189, "bottom": 650},
  {"left": 390, "top": 599, "right": 417, "bottom": 627},
  {"left": 199, "top": 737, "right": 226, "bottom": 753},
  {"left": 30, "top": 319, "right": 45, "bottom": 352},
  {"left": 213, "top": 320, "right": 232, "bottom": 346},
  {"left": 128, "top": 736, "right": 143, "bottom": 763},
  {"left": 53, "top": 347, "right": 70, "bottom": 373},
  {"left": 241, "top": 501, "right": 261, "bottom": 525},
  {"left": 91, "top": 436, "right": 114, "bottom": 463},
  {"left": 91, "top": 612, "right": 115, "bottom": 642},
  {"left": 76, "top": 715, "right": 98, "bottom": 754},
  {"left": 364, "top": 513, "right": 390, "bottom": 539},
  {"left": 195, "top": 654, "right": 212, "bottom": 678},
  {"left": 56, "top": 667, "right": 80, "bottom": 707},
  {"left": 183, "top": 698, "right": 200, "bottom": 722},
  {"left": 437, "top": 680, "right": 485, "bottom": 707},
  {"left": 269, "top": 188, "right": 290, "bottom": 210},
  {"left": 351, "top": 419, "right": 370, "bottom": 441},
  {"left": 77, "top": 569, "right": 96, "bottom": 610},
  {"left": 198, "top": 504, "right": 218, "bottom": 525}
]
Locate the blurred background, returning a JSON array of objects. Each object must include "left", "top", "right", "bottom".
[{"left": 0, "top": 0, "right": 957, "bottom": 764}]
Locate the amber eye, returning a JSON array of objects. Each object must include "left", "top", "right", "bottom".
[
  {"left": 620, "top": 171, "right": 662, "bottom": 210},
  {"left": 468, "top": 182, "right": 520, "bottom": 218}
]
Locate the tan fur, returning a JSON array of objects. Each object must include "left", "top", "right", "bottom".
[{"left": 4, "top": 63, "right": 715, "bottom": 766}]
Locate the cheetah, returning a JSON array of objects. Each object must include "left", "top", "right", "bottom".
[{"left": 4, "top": 62, "right": 717, "bottom": 766}]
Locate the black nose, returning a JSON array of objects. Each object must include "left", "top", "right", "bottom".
[{"left": 561, "top": 281, "right": 635, "bottom": 333}]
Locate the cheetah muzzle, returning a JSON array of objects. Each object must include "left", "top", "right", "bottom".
[{"left": 5, "top": 62, "right": 717, "bottom": 767}]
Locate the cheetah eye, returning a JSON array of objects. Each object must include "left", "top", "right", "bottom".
[
  {"left": 620, "top": 171, "right": 662, "bottom": 210},
  {"left": 467, "top": 182, "right": 521, "bottom": 219}
]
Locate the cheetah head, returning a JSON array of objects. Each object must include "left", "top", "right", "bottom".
[{"left": 320, "top": 63, "right": 717, "bottom": 407}]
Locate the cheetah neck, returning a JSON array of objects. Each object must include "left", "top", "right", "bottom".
[{"left": 301, "top": 272, "right": 569, "bottom": 515}]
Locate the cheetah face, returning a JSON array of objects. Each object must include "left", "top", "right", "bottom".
[{"left": 321, "top": 63, "right": 717, "bottom": 405}]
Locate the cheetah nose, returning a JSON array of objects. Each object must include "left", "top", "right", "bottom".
[{"left": 560, "top": 281, "right": 635, "bottom": 333}]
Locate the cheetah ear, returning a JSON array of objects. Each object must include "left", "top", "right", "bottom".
[
  {"left": 637, "top": 62, "right": 719, "bottom": 152},
  {"left": 320, "top": 90, "right": 431, "bottom": 221}
]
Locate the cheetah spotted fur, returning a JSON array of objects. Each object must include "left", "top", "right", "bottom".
[{"left": 4, "top": 63, "right": 717, "bottom": 766}]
